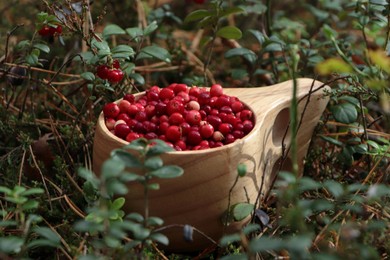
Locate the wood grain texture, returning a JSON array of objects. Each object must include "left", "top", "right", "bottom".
[{"left": 92, "top": 78, "right": 330, "bottom": 252}]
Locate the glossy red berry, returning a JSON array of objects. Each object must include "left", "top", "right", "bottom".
[
  {"left": 108, "top": 69, "right": 124, "bottom": 83},
  {"left": 166, "top": 125, "right": 182, "bottom": 142},
  {"left": 186, "top": 110, "right": 202, "bottom": 125},
  {"left": 38, "top": 25, "right": 51, "bottom": 36},
  {"left": 97, "top": 65, "right": 109, "bottom": 80},
  {"left": 103, "top": 103, "right": 120, "bottom": 118}
]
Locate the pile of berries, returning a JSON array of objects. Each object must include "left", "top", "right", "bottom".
[
  {"left": 96, "top": 60, "right": 124, "bottom": 83},
  {"left": 102, "top": 83, "right": 255, "bottom": 151},
  {"left": 38, "top": 24, "right": 62, "bottom": 37}
]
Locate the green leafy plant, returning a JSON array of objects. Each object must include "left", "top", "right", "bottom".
[
  {"left": 0, "top": 185, "right": 61, "bottom": 258},
  {"left": 75, "top": 138, "right": 183, "bottom": 258}
]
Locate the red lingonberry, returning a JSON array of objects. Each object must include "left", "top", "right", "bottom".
[
  {"left": 167, "top": 99, "right": 185, "bottom": 115},
  {"left": 159, "top": 88, "right": 175, "bottom": 100},
  {"left": 218, "top": 123, "right": 233, "bottom": 135},
  {"left": 118, "top": 100, "right": 131, "bottom": 113},
  {"left": 103, "top": 103, "right": 120, "bottom": 118},
  {"left": 240, "top": 109, "right": 253, "bottom": 121},
  {"left": 105, "top": 118, "right": 116, "bottom": 130},
  {"left": 186, "top": 110, "right": 202, "bottom": 125},
  {"left": 180, "top": 122, "right": 191, "bottom": 136},
  {"left": 242, "top": 120, "right": 254, "bottom": 134},
  {"left": 200, "top": 124, "right": 214, "bottom": 139},
  {"left": 225, "top": 134, "right": 235, "bottom": 144},
  {"left": 187, "top": 130, "right": 202, "bottom": 146},
  {"left": 97, "top": 65, "right": 110, "bottom": 80},
  {"left": 108, "top": 69, "right": 124, "bottom": 83},
  {"left": 210, "top": 84, "right": 223, "bottom": 97},
  {"left": 126, "top": 132, "right": 140, "bottom": 142},
  {"left": 115, "top": 123, "right": 130, "bottom": 139},
  {"left": 169, "top": 112, "right": 184, "bottom": 125},
  {"left": 231, "top": 101, "right": 244, "bottom": 113},
  {"left": 173, "top": 83, "right": 188, "bottom": 94},
  {"left": 166, "top": 125, "right": 182, "bottom": 142},
  {"left": 112, "top": 59, "right": 120, "bottom": 69},
  {"left": 38, "top": 25, "right": 51, "bottom": 36},
  {"left": 123, "top": 94, "right": 135, "bottom": 103},
  {"left": 207, "top": 115, "right": 222, "bottom": 129}
]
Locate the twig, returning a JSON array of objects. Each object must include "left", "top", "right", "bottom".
[{"left": 28, "top": 145, "right": 53, "bottom": 211}]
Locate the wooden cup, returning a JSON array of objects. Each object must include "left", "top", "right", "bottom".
[{"left": 92, "top": 78, "right": 330, "bottom": 252}]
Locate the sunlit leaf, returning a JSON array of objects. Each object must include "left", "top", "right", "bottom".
[
  {"left": 316, "top": 58, "right": 353, "bottom": 75},
  {"left": 217, "top": 26, "right": 242, "bottom": 40},
  {"left": 368, "top": 50, "right": 390, "bottom": 73}
]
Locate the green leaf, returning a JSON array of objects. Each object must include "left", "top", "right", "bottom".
[
  {"left": 78, "top": 167, "right": 100, "bottom": 189},
  {"left": 320, "top": 136, "right": 343, "bottom": 146},
  {"left": 33, "top": 43, "right": 50, "bottom": 53},
  {"left": 150, "top": 165, "right": 183, "bottom": 179},
  {"left": 232, "top": 203, "right": 254, "bottom": 221},
  {"left": 15, "top": 40, "right": 30, "bottom": 51},
  {"left": 247, "top": 29, "right": 265, "bottom": 45},
  {"left": 111, "top": 45, "right": 135, "bottom": 59},
  {"left": 144, "top": 21, "right": 158, "bottom": 36},
  {"left": 129, "top": 73, "right": 145, "bottom": 85},
  {"left": 101, "top": 158, "right": 125, "bottom": 179},
  {"left": 0, "top": 237, "right": 24, "bottom": 254},
  {"left": 126, "top": 27, "right": 143, "bottom": 42},
  {"left": 298, "top": 177, "right": 322, "bottom": 192},
  {"left": 322, "top": 24, "right": 338, "bottom": 39},
  {"left": 220, "top": 7, "right": 245, "bottom": 17},
  {"left": 224, "top": 47, "right": 257, "bottom": 64},
  {"left": 249, "top": 236, "right": 284, "bottom": 252},
  {"left": 126, "top": 212, "right": 144, "bottom": 222},
  {"left": 26, "top": 53, "right": 39, "bottom": 66},
  {"left": 146, "top": 216, "right": 164, "bottom": 226},
  {"left": 103, "top": 24, "right": 126, "bottom": 38},
  {"left": 184, "top": 9, "right": 211, "bottom": 23},
  {"left": 36, "top": 12, "right": 48, "bottom": 23},
  {"left": 22, "top": 200, "right": 39, "bottom": 210},
  {"left": 145, "top": 156, "right": 163, "bottom": 170},
  {"left": 331, "top": 103, "right": 358, "bottom": 124},
  {"left": 323, "top": 180, "right": 344, "bottom": 199},
  {"left": 216, "top": 26, "right": 242, "bottom": 40},
  {"left": 137, "top": 45, "right": 171, "bottom": 63},
  {"left": 111, "top": 149, "right": 142, "bottom": 168},
  {"left": 111, "top": 197, "right": 125, "bottom": 210},
  {"left": 150, "top": 232, "right": 169, "bottom": 245},
  {"left": 106, "top": 179, "right": 128, "bottom": 196},
  {"left": 80, "top": 72, "right": 95, "bottom": 81},
  {"left": 20, "top": 188, "right": 44, "bottom": 196},
  {"left": 0, "top": 186, "right": 12, "bottom": 195},
  {"left": 28, "top": 227, "right": 61, "bottom": 249},
  {"left": 92, "top": 40, "right": 110, "bottom": 51}
]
